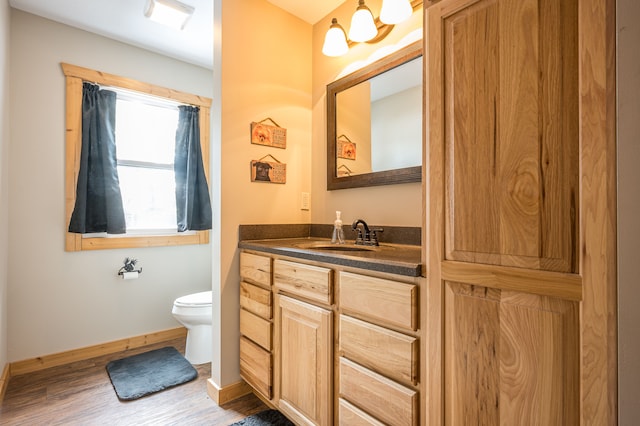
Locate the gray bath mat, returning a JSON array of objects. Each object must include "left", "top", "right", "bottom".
[
  {"left": 106, "top": 346, "right": 197, "bottom": 401},
  {"left": 229, "top": 410, "right": 294, "bottom": 426}
]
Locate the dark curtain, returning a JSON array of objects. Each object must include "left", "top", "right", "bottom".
[
  {"left": 175, "top": 105, "right": 212, "bottom": 231},
  {"left": 68, "top": 83, "right": 126, "bottom": 234}
]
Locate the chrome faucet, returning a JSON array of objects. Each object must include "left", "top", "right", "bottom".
[{"left": 352, "top": 219, "right": 383, "bottom": 246}]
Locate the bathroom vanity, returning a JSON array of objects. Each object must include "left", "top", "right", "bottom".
[{"left": 238, "top": 234, "right": 423, "bottom": 426}]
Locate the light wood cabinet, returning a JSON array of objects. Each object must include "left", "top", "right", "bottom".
[
  {"left": 339, "top": 271, "right": 418, "bottom": 331},
  {"left": 425, "top": 0, "right": 616, "bottom": 423},
  {"left": 339, "top": 357, "right": 418, "bottom": 426},
  {"left": 240, "top": 251, "right": 422, "bottom": 425},
  {"left": 436, "top": 0, "right": 579, "bottom": 274},
  {"left": 339, "top": 315, "right": 418, "bottom": 387},
  {"left": 274, "top": 259, "right": 332, "bottom": 305},
  {"left": 239, "top": 253, "right": 273, "bottom": 400},
  {"left": 240, "top": 252, "right": 272, "bottom": 287},
  {"left": 239, "top": 337, "right": 272, "bottom": 399},
  {"left": 277, "top": 294, "right": 333, "bottom": 426},
  {"left": 338, "top": 271, "right": 420, "bottom": 425},
  {"left": 338, "top": 398, "right": 385, "bottom": 426}
]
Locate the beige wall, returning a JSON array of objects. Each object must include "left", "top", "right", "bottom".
[
  {"left": 0, "top": 0, "right": 9, "bottom": 370},
  {"left": 211, "top": 0, "right": 423, "bottom": 388},
  {"left": 617, "top": 0, "right": 640, "bottom": 422},
  {"left": 213, "top": 0, "right": 312, "bottom": 386},
  {"left": 311, "top": 0, "right": 423, "bottom": 228},
  {"left": 7, "top": 10, "right": 213, "bottom": 362}
]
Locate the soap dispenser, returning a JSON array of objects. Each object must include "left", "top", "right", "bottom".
[{"left": 331, "top": 211, "right": 345, "bottom": 244}]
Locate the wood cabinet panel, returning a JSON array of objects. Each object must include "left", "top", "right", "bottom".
[
  {"left": 274, "top": 259, "right": 332, "bottom": 305},
  {"left": 339, "top": 315, "right": 418, "bottom": 386},
  {"left": 277, "top": 295, "right": 333, "bottom": 426},
  {"left": 240, "top": 308, "right": 272, "bottom": 351},
  {"left": 339, "top": 357, "right": 418, "bottom": 426},
  {"left": 240, "top": 281, "right": 272, "bottom": 319},
  {"left": 338, "top": 398, "right": 385, "bottom": 426},
  {"left": 339, "top": 271, "right": 418, "bottom": 331},
  {"left": 240, "top": 252, "right": 272, "bottom": 287},
  {"left": 239, "top": 336, "right": 272, "bottom": 400},
  {"left": 441, "top": 0, "right": 578, "bottom": 273},
  {"left": 444, "top": 282, "right": 579, "bottom": 424}
]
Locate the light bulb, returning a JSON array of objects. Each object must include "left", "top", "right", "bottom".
[
  {"left": 348, "top": 0, "right": 378, "bottom": 43},
  {"left": 380, "top": 0, "right": 413, "bottom": 25},
  {"left": 322, "top": 18, "right": 349, "bottom": 57}
]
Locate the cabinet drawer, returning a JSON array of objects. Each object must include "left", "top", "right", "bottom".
[
  {"left": 274, "top": 259, "right": 332, "bottom": 305},
  {"left": 240, "top": 252, "right": 271, "bottom": 287},
  {"left": 339, "top": 357, "right": 418, "bottom": 426},
  {"left": 240, "top": 308, "right": 272, "bottom": 351},
  {"left": 240, "top": 337, "right": 272, "bottom": 399},
  {"left": 339, "top": 271, "right": 418, "bottom": 331},
  {"left": 339, "top": 398, "right": 385, "bottom": 426},
  {"left": 340, "top": 315, "right": 418, "bottom": 385},
  {"left": 240, "top": 281, "right": 272, "bottom": 319}
]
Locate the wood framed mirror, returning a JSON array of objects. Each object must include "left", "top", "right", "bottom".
[{"left": 327, "top": 41, "right": 423, "bottom": 190}]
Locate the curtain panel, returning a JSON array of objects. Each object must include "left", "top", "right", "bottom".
[
  {"left": 68, "top": 83, "right": 126, "bottom": 234},
  {"left": 174, "top": 105, "right": 212, "bottom": 231}
]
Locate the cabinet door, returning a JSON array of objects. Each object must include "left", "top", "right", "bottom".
[
  {"left": 437, "top": 0, "right": 579, "bottom": 274},
  {"left": 426, "top": 0, "right": 582, "bottom": 424},
  {"left": 277, "top": 294, "right": 332, "bottom": 426}
]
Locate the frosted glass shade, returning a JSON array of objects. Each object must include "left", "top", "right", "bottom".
[
  {"left": 322, "top": 19, "right": 349, "bottom": 57},
  {"left": 348, "top": 1, "right": 377, "bottom": 43},
  {"left": 380, "top": 0, "right": 413, "bottom": 24}
]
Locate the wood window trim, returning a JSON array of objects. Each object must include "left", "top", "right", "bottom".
[{"left": 62, "top": 63, "right": 213, "bottom": 252}]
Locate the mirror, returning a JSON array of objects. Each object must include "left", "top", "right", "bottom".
[{"left": 327, "top": 41, "right": 423, "bottom": 190}]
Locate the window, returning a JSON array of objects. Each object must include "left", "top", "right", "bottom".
[
  {"left": 62, "top": 63, "right": 212, "bottom": 251},
  {"left": 116, "top": 93, "right": 179, "bottom": 233}
]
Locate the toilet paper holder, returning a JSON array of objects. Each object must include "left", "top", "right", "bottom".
[{"left": 117, "top": 257, "right": 142, "bottom": 277}]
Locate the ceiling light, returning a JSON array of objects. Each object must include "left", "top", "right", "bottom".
[
  {"left": 322, "top": 18, "right": 349, "bottom": 57},
  {"left": 380, "top": 0, "right": 413, "bottom": 24},
  {"left": 144, "top": 0, "right": 195, "bottom": 30},
  {"left": 348, "top": 0, "right": 378, "bottom": 43}
]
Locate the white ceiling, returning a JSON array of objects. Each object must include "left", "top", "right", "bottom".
[{"left": 8, "top": 0, "right": 344, "bottom": 70}]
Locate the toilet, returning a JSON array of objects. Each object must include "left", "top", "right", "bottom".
[{"left": 171, "top": 290, "right": 213, "bottom": 364}]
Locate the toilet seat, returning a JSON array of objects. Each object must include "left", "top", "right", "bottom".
[{"left": 174, "top": 290, "right": 212, "bottom": 307}]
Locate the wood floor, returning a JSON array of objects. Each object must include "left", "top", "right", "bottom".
[{"left": 0, "top": 337, "right": 269, "bottom": 425}]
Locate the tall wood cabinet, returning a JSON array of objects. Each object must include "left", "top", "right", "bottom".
[{"left": 424, "top": 0, "right": 616, "bottom": 424}]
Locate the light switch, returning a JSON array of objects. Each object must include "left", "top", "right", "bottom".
[{"left": 301, "top": 192, "right": 310, "bottom": 210}]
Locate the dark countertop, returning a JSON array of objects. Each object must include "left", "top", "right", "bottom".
[{"left": 238, "top": 237, "right": 423, "bottom": 277}]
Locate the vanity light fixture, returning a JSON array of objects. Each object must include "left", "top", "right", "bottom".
[
  {"left": 380, "top": 0, "right": 413, "bottom": 24},
  {"left": 348, "top": 0, "right": 378, "bottom": 42},
  {"left": 144, "top": 0, "right": 195, "bottom": 30},
  {"left": 322, "top": 19, "right": 350, "bottom": 57},
  {"left": 322, "top": 0, "right": 423, "bottom": 57}
]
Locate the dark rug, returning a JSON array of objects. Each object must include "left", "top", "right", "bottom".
[
  {"left": 229, "top": 410, "right": 294, "bottom": 426},
  {"left": 106, "top": 346, "right": 197, "bottom": 401}
]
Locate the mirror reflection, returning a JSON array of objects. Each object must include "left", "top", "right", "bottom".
[
  {"left": 336, "top": 56, "right": 422, "bottom": 176},
  {"left": 327, "top": 41, "right": 423, "bottom": 190}
]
